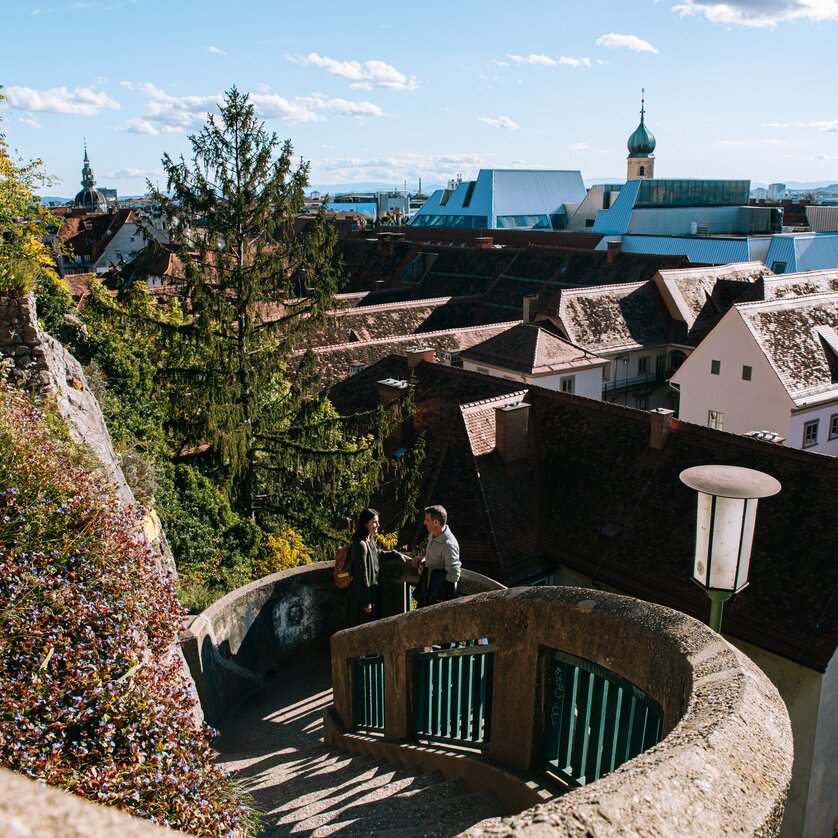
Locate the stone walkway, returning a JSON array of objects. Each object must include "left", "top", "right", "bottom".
[{"left": 215, "top": 654, "right": 503, "bottom": 837}]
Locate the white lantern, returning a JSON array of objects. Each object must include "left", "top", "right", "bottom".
[{"left": 680, "top": 465, "right": 781, "bottom": 632}]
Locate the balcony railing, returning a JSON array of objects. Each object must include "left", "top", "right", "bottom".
[{"left": 603, "top": 368, "right": 678, "bottom": 399}]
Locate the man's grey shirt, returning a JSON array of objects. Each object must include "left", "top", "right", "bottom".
[{"left": 425, "top": 527, "right": 461, "bottom": 584}]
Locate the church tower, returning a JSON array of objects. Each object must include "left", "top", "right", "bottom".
[
  {"left": 626, "top": 90, "right": 656, "bottom": 181},
  {"left": 73, "top": 143, "right": 108, "bottom": 212}
]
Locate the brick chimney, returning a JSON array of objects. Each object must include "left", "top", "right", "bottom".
[
  {"left": 522, "top": 294, "right": 539, "bottom": 323},
  {"left": 474, "top": 236, "right": 494, "bottom": 250},
  {"left": 406, "top": 346, "right": 435, "bottom": 368},
  {"left": 606, "top": 240, "right": 622, "bottom": 265},
  {"left": 649, "top": 408, "right": 675, "bottom": 450},
  {"left": 495, "top": 402, "right": 530, "bottom": 464}
]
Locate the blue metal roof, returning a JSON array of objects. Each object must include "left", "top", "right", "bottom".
[
  {"left": 409, "top": 169, "right": 585, "bottom": 230},
  {"left": 793, "top": 233, "right": 838, "bottom": 272},
  {"left": 591, "top": 179, "right": 642, "bottom": 235},
  {"left": 616, "top": 235, "right": 752, "bottom": 264},
  {"left": 764, "top": 236, "right": 798, "bottom": 272}
]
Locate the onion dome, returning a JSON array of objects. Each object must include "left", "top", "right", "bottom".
[
  {"left": 74, "top": 144, "right": 108, "bottom": 212},
  {"left": 627, "top": 91, "right": 656, "bottom": 158}
]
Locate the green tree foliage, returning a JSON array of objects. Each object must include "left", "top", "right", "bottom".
[
  {"left": 146, "top": 87, "right": 414, "bottom": 544},
  {"left": 0, "top": 86, "right": 72, "bottom": 329}
]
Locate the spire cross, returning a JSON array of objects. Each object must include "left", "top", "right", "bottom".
[{"left": 640, "top": 88, "right": 646, "bottom": 122}]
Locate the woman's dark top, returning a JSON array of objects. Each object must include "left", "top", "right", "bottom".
[{"left": 348, "top": 537, "right": 401, "bottom": 625}]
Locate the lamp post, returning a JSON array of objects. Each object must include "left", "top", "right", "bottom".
[{"left": 680, "top": 465, "right": 781, "bottom": 633}]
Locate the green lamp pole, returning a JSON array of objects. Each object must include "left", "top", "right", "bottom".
[{"left": 680, "top": 465, "right": 781, "bottom": 634}]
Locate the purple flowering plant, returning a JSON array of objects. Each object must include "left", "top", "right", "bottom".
[{"left": 0, "top": 381, "right": 259, "bottom": 835}]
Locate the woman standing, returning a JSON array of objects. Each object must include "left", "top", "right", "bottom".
[{"left": 348, "top": 508, "right": 408, "bottom": 625}]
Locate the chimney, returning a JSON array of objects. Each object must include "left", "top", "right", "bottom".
[
  {"left": 606, "top": 240, "right": 622, "bottom": 265},
  {"left": 406, "top": 345, "right": 435, "bottom": 368},
  {"left": 474, "top": 236, "right": 493, "bottom": 250},
  {"left": 377, "top": 378, "right": 411, "bottom": 450},
  {"left": 495, "top": 402, "right": 530, "bottom": 464},
  {"left": 522, "top": 294, "right": 539, "bottom": 323},
  {"left": 649, "top": 408, "right": 675, "bottom": 450}
]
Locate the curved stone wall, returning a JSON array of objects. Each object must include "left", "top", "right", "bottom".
[
  {"left": 328, "top": 586, "right": 794, "bottom": 837},
  {"left": 180, "top": 560, "right": 505, "bottom": 726}
]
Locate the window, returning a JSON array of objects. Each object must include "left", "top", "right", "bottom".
[
  {"left": 635, "top": 395, "right": 648, "bottom": 410},
  {"left": 711, "top": 360, "right": 721, "bottom": 375},
  {"left": 830, "top": 414, "right": 838, "bottom": 440},
  {"left": 560, "top": 376, "right": 575, "bottom": 394},
  {"left": 670, "top": 351, "right": 687, "bottom": 371},
  {"left": 803, "top": 420, "right": 819, "bottom": 448},
  {"left": 742, "top": 365, "right": 752, "bottom": 381},
  {"left": 708, "top": 410, "right": 724, "bottom": 430},
  {"left": 637, "top": 357, "right": 648, "bottom": 375},
  {"left": 771, "top": 261, "right": 787, "bottom": 275}
]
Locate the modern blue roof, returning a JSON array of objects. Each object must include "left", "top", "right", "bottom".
[
  {"left": 409, "top": 169, "right": 586, "bottom": 230},
  {"left": 612, "top": 235, "right": 754, "bottom": 265},
  {"left": 765, "top": 233, "right": 838, "bottom": 273},
  {"left": 591, "top": 179, "right": 642, "bottom": 235}
]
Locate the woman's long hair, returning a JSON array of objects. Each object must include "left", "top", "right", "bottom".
[{"left": 352, "top": 508, "right": 379, "bottom": 543}]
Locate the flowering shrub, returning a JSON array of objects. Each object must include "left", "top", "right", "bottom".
[{"left": 0, "top": 381, "right": 258, "bottom": 835}]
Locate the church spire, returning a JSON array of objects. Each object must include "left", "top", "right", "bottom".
[{"left": 627, "top": 89, "right": 656, "bottom": 180}]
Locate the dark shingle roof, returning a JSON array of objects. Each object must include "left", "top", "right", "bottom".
[{"left": 331, "top": 358, "right": 838, "bottom": 671}]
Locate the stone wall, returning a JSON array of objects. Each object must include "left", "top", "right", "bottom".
[
  {"left": 181, "top": 561, "right": 505, "bottom": 726},
  {"left": 328, "top": 586, "right": 794, "bottom": 837},
  {"left": 0, "top": 292, "right": 175, "bottom": 576}
]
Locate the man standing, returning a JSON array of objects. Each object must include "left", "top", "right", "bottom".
[{"left": 413, "top": 504, "right": 460, "bottom": 606}]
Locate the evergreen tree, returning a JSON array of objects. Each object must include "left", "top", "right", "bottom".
[{"left": 146, "top": 87, "right": 416, "bottom": 544}]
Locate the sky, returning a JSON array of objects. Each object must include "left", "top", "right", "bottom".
[{"left": 2, "top": 0, "right": 838, "bottom": 197}]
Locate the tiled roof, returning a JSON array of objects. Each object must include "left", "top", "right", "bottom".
[
  {"left": 654, "top": 261, "right": 769, "bottom": 336},
  {"left": 553, "top": 281, "right": 672, "bottom": 353},
  {"left": 460, "top": 322, "right": 608, "bottom": 374},
  {"left": 331, "top": 358, "right": 838, "bottom": 671},
  {"left": 308, "top": 296, "right": 485, "bottom": 346},
  {"left": 759, "top": 269, "right": 838, "bottom": 300},
  {"left": 304, "top": 322, "right": 519, "bottom": 384},
  {"left": 736, "top": 292, "right": 838, "bottom": 404}
]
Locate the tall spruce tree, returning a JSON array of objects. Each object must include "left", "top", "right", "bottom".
[{"left": 146, "top": 87, "right": 417, "bottom": 543}]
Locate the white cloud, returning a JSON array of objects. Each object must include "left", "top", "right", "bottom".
[
  {"left": 506, "top": 53, "right": 591, "bottom": 68},
  {"left": 207, "top": 45, "right": 225, "bottom": 56},
  {"left": 568, "top": 142, "right": 589, "bottom": 150},
  {"left": 672, "top": 0, "right": 838, "bottom": 26},
  {"left": 810, "top": 119, "right": 838, "bottom": 132},
  {"left": 762, "top": 121, "right": 790, "bottom": 127},
  {"left": 121, "top": 83, "right": 385, "bottom": 134},
  {"left": 478, "top": 115, "right": 519, "bottom": 129},
  {"left": 314, "top": 152, "right": 486, "bottom": 183},
  {"left": 816, "top": 152, "right": 838, "bottom": 159},
  {"left": 290, "top": 52, "right": 418, "bottom": 90},
  {"left": 299, "top": 94, "right": 384, "bottom": 118},
  {"left": 596, "top": 33, "right": 659, "bottom": 53},
  {"left": 4, "top": 85, "right": 120, "bottom": 116},
  {"left": 19, "top": 115, "right": 42, "bottom": 129},
  {"left": 107, "top": 167, "right": 165, "bottom": 179}
]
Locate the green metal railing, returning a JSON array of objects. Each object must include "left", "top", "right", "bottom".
[
  {"left": 544, "top": 649, "right": 663, "bottom": 787},
  {"left": 352, "top": 655, "right": 385, "bottom": 732},
  {"left": 414, "top": 643, "right": 495, "bottom": 750}
]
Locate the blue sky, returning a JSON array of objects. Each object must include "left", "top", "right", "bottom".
[{"left": 2, "top": 0, "right": 838, "bottom": 196}]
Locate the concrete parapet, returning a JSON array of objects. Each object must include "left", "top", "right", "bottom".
[
  {"left": 181, "top": 561, "right": 505, "bottom": 726},
  {"left": 0, "top": 767, "right": 187, "bottom": 837},
  {"left": 329, "top": 586, "right": 793, "bottom": 837}
]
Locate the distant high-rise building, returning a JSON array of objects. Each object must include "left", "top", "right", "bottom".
[
  {"left": 768, "top": 183, "right": 786, "bottom": 200},
  {"left": 626, "top": 90, "right": 656, "bottom": 181}
]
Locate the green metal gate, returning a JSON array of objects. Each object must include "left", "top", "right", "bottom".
[
  {"left": 352, "top": 655, "right": 385, "bottom": 732},
  {"left": 414, "top": 643, "right": 494, "bottom": 750},
  {"left": 544, "top": 648, "right": 663, "bottom": 786}
]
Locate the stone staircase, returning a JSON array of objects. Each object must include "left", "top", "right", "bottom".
[{"left": 215, "top": 654, "right": 504, "bottom": 837}]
